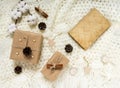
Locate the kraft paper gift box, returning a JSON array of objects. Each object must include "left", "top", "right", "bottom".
[
  {"left": 69, "top": 8, "right": 111, "bottom": 50},
  {"left": 41, "top": 51, "right": 69, "bottom": 81},
  {"left": 10, "top": 30, "right": 43, "bottom": 64}
]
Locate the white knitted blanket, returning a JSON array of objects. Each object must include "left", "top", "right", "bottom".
[{"left": 0, "top": 0, "right": 120, "bottom": 88}]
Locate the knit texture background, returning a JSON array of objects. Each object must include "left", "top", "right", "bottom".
[{"left": 0, "top": 0, "right": 120, "bottom": 88}]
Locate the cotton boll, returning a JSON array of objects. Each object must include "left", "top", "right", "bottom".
[
  {"left": 11, "top": 10, "right": 17, "bottom": 16},
  {"left": 17, "top": 3, "right": 23, "bottom": 9},
  {"left": 18, "top": 3, "right": 29, "bottom": 14},
  {"left": 11, "top": 15, "right": 18, "bottom": 21},
  {"left": 32, "top": 20, "right": 37, "bottom": 25},
  {"left": 19, "top": 5, "right": 29, "bottom": 14},
  {"left": 28, "top": 21, "right": 34, "bottom": 26},
  {"left": 31, "top": 15, "right": 37, "bottom": 20},
  {"left": 8, "top": 23, "right": 17, "bottom": 33},
  {"left": 27, "top": 21, "right": 32, "bottom": 25},
  {"left": 16, "top": 10, "right": 22, "bottom": 18},
  {"left": 11, "top": 9, "right": 22, "bottom": 20},
  {"left": 30, "top": 15, "right": 37, "bottom": 21},
  {"left": 17, "top": 1, "right": 25, "bottom": 10},
  {"left": 28, "top": 20, "right": 37, "bottom": 26},
  {"left": 27, "top": 15, "right": 37, "bottom": 26},
  {"left": 24, "top": 4, "right": 29, "bottom": 11},
  {"left": 27, "top": 15, "right": 32, "bottom": 21},
  {"left": 19, "top": 7, "right": 26, "bottom": 14},
  {"left": 19, "top": 0, "right": 26, "bottom": 6},
  {"left": 11, "top": 10, "right": 18, "bottom": 20}
]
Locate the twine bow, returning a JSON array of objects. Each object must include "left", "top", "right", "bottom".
[
  {"left": 47, "top": 64, "right": 63, "bottom": 71},
  {"left": 47, "top": 54, "right": 63, "bottom": 72}
]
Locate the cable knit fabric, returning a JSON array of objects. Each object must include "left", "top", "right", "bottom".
[{"left": 0, "top": 0, "right": 120, "bottom": 88}]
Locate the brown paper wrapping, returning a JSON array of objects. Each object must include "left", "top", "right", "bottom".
[
  {"left": 10, "top": 30, "right": 43, "bottom": 64},
  {"left": 69, "top": 8, "right": 111, "bottom": 50},
  {"left": 41, "top": 51, "right": 69, "bottom": 81}
]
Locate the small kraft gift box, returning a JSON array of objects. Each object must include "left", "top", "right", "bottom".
[
  {"left": 10, "top": 30, "right": 43, "bottom": 64},
  {"left": 41, "top": 51, "right": 69, "bottom": 81}
]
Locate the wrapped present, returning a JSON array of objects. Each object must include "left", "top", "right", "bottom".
[
  {"left": 10, "top": 30, "right": 43, "bottom": 64},
  {"left": 41, "top": 51, "right": 69, "bottom": 81}
]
